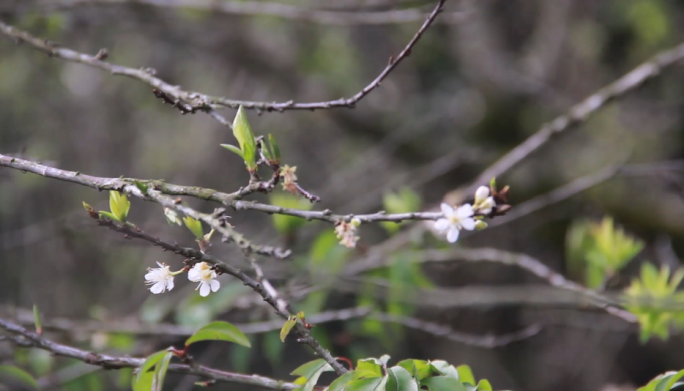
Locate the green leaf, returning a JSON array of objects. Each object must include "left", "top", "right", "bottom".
[
  {"left": 428, "top": 361, "right": 459, "bottom": 380},
  {"left": 0, "top": 365, "right": 39, "bottom": 389},
  {"left": 421, "top": 376, "right": 467, "bottom": 391},
  {"left": 280, "top": 316, "right": 297, "bottom": 342},
  {"left": 136, "top": 350, "right": 168, "bottom": 384},
  {"left": 660, "top": 369, "right": 684, "bottom": 390},
  {"left": 134, "top": 181, "right": 148, "bottom": 195},
  {"left": 132, "top": 368, "right": 154, "bottom": 391},
  {"left": 152, "top": 351, "right": 173, "bottom": 391},
  {"left": 109, "top": 191, "right": 130, "bottom": 222},
  {"left": 456, "top": 365, "right": 474, "bottom": 384},
  {"left": 183, "top": 216, "right": 204, "bottom": 240},
  {"left": 291, "top": 359, "right": 332, "bottom": 391},
  {"left": 268, "top": 134, "right": 280, "bottom": 161},
  {"left": 345, "top": 376, "right": 387, "bottom": 391},
  {"left": 260, "top": 139, "right": 273, "bottom": 161},
  {"left": 163, "top": 207, "right": 182, "bottom": 226},
  {"left": 291, "top": 359, "right": 328, "bottom": 378},
  {"left": 637, "top": 370, "right": 684, "bottom": 391},
  {"left": 98, "top": 210, "right": 120, "bottom": 222},
  {"left": 476, "top": 379, "right": 493, "bottom": 391},
  {"left": 185, "top": 321, "right": 251, "bottom": 348},
  {"left": 387, "top": 366, "right": 419, "bottom": 391},
  {"left": 326, "top": 372, "right": 355, "bottom": 391},
  {"left": 220, "top": 144, "right": 244, "bottom": 160},
  {"left": 396, "top": 359, "right": 433, "bottom": 381},
  {"left": 232, "top": 105, "right": 258, "bottom": 171},
  {"left": 32, "top": 304, "right": 42, "bottom": 335},
  {"left": 354, "top": 359, "right": 383, "bottom": 379}
]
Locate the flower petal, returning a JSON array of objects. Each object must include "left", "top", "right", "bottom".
[
  {"left": 144, "top": 272, "right": 156, "bottom": 281},
  {"left": 434, "top": 218, "right": 450, "bottom": 232},
  {"left": 199, "top": 282, "right": 211, "bottom": 297},
  {"left": 210, "top": 279, "right": 220, "bottom": 292},
  {"left": 440, "top": 203, "right": 454, "bottom": 216},
  {"left": 156, "top": 262, "right": 165, "bottom": 268},
  {"left": 150, "top": 281, "right": 165, "bottom": 294},
  {"left": 188, "top": 269, "right": 200, "bottom": 282},
  {"left": 166, "top": 278, "right": 174, "bottom": 291},
  {"left": 456, "top": 203, "right": 474, "bottom": 218},
  {"left": 446, "top": 227, "right": 460, "bottom": 243},
  {"left": 460, "top": 217, "right": 476, "bottom": 231},
  {"left": 475, "top": 186, "right": 489, "bottom": 203}
]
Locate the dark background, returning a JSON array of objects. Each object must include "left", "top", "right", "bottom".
[{"left": 2, "top": 1, "right": 684, "bottom": 390}]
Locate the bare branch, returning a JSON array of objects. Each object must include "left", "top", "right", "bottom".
[
  {"left": 0, "top": 154, "right": 448, "bottom": 224},
  {"left": 0, "top": 318, "right": 298, "bottom": 390},
  {"left": 6, "top": 306, "right": 538, "bottom": 348},
  {"left": 83, "top": 212, "right": 347, "bottom": 374},
  {"left": 0, "top": 0, "right": 445, "bottom": 113},
  {"left": 372, "top": 313, "right": 542, "bottom": 348},
  {"left": 344, "top": 247, "right": 637, "bottom": 323},
  {"left": 31, "top": 0, "right": 467, "bottom": 25},
  {"left": 485, "top": 162, "right": 624, "bottom": 228},
  {"left": 5, "top": 306, "right": 371, "bottom": 337},
  {"left": 452, "top": 41, "right": 684, "bottom": 199}
]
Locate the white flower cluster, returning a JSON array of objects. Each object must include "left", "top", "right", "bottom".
[
  {"left": 434, "top": 186, "right": 496, "bottom": 243},
  {"left": 144, "top": 261, "right": 220, "bottom": 297}
]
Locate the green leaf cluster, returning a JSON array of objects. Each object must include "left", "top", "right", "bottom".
[
  {"left": 133, "top": 321, "right": 249, "bottom": 390},
  {"left": 260, "top": 133, "right": 281, "bottom": 165},
  {"left": 221, "top": 105, "right": 258, "bottom": 172},
  {"left": 96, "top": 191, "right": 131, "bottom": 223},
  {"left": 565, "top": 216, "right": 643, "bottom": 289},
  {"left": 132, "top": 350, "right": 173, "bottom": 391},
  {"left": 624, "top": 263, "right": 684, "bottom": 342},
  {"left": 637, "top": 369, "right": 684, "bottom": 391},
  {"left": 290, "top": 357, "right": 492, "bottom": 391}
]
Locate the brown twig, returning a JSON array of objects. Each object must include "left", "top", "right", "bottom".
[
  {"left": 0, "top": 0, "right": 445, "bottom": 112},
  {"left": 452, "top": 41, "right": 684, "bottom": 200},
  {"left": 345, "top": 247, "right": 637, "bottom": 323},
  {"left": 0, "top": 318, "right": 298, "bottom": 390},
  {"left": 0, "top": 153, "right": 449, "bottom": 224},
  {"left": 5, "top": 305, "right": 539, "bottom": 348},
  {"left": 83, "top": 212, "right": 346, "bottom": 374},
  {"left": 29, "top": 0, "right": 468, "bottom": 25}
]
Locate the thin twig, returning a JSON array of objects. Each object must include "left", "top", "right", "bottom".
[
  {"left": 372, "top": 313, "right": 542, "bottom": 348},
  {"left": 485, "top": 162, "right": 624, "bottom": 228},
  {"left": 6, "top": 307, "right": 371, "bottom": 337},
  {"left": 452, "top": 41, "right": 684, "bottom": 199},
  {"left": 31, "top": 0, "right": 468, "bottom": 25},
  {"left": 0, "top": 154, "right": 446, "bottom": 224},
  {"left": 0, "top": 1, "right": 445, "bottom": 112},
  {"left": 345, "top": 247, "right": 637, "bottom": 323},
  {"left": 83, "top": 213, "right": 347, "bottom": 374},
  {"left": 0, "top": 318, "right": 298, "bottom": 390},
  {"left": 6, "top": 306, "right": 539, "bottom": 348}
]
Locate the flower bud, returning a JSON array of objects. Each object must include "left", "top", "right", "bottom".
[{"left": 474, "top": 186, "right": 490, "bottom": 204}]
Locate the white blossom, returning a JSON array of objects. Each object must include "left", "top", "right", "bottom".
[
  {"left": 475, "top": 186, "right": 489, "bottom": 204},
  {"left": 144, "top": 262, "right": 175, "bottom": 294},
  {"left": 434, "top": 203, "right": 476, "bottom": 243},
  {"left": 188, "top": 262, "right": 220, "bottom": 297},
  {"left": 473, "top": 186, "right": 496, "bottom": 215}
]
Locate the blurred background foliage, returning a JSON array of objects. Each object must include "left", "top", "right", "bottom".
[{"left": 2, "top": 0, "right": 684, "bottom": 390}]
